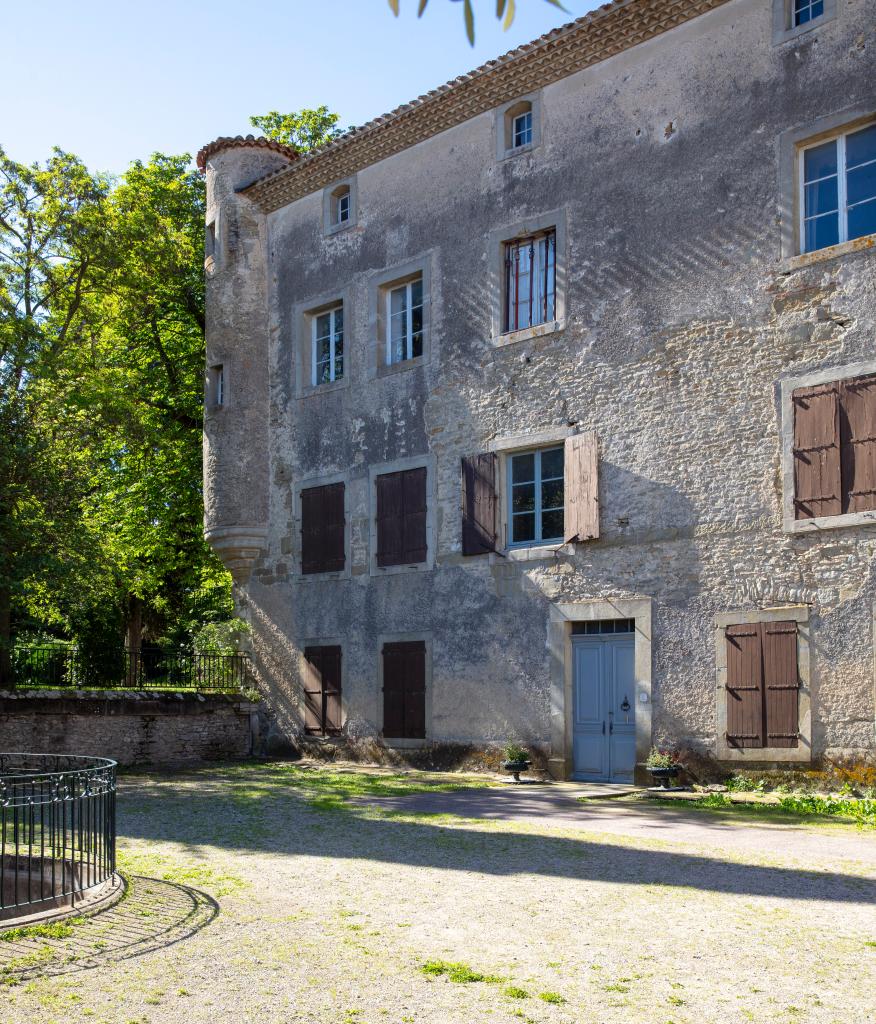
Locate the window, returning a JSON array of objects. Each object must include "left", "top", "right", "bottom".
[
  {"left": 800, "top": 122, "right": 876, "bottom": 253},
  {"left": 512, "top": 109, "right": 532, "bottom": 149},
  {"left": 508, "top": 447, "right": 564, "bottom": 546},
  {"left": 311, "top": 305, "right": 344, "bottom": 386},
  {"left": 386, "top": 277, "right": 424, "bottom": 365},
  {"left": 301, "top": 483, "right": 345, "bottom": 574},
  {"left": 503, "top": 231, "right": 556, "bottom": 333},
  {"left": 792, "top": 372, "right": 876, "bottom": 520},
  {"left": 382, "top": 641, "right": 425, "bottom": 739},
  {"left": 303, "top": 646, "right": 342, "bottom": 736},
  {"left": 724, "top": 621, "right": 799, "bottom": 750},
  {"left": 793, "top": 0, "right": 823, "bottom": 25},
  {"left": 376, "top": 467, "right": 427, "bottom": 567},
  {"left": 208, "top": 364, "right": 224, "bottom": 408},
  {"left": 332, "top": 186, "right": 351, "bottom": 226}
]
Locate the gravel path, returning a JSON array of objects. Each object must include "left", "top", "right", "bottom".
[{"left": 2, "top": 765, "right": 874, "bottom": 1024}]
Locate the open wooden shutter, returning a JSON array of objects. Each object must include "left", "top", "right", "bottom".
[
  {"left": 564, "top": 433, "right": 599, "bottom": 543},
  {"left": 725, "top": 624, "right": 764, "bottom": 748},
  {"left": 303, "top": 646, "right": 326, "bottom": 734},
  {"left": 461, "top": 453, "right": 498, "bottom": 555},
  {"left": 376, "top": 472, "right": 404, "bottom": 567},
  {"left": 320, "top": 646, "right": 343, "bottom": 736},
  {"left": 761, "top": 622, "right": 799, "bottom": 748},
  {"left": 301, "top": 483, "right": 345, "bottom": 574},
  {"left": 793, "top": 383, "right": 841, "bottom": 519},
  {"left": 401, "top": 468, "right": 428, "bottom": 564},
  {"left": 839, "top": 373, "right": 876, "bottom": 515}
]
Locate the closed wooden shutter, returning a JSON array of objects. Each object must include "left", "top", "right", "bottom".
[
  {"left": 461, "top": 453, "right": 498, "bottom": 555},
  {"left": 303, "top": 645, "right": 343, "bottom": 736},
  {"left": 793, "top": 383, "right": 841, "bottom": 519},
  {"left": 377, "top": 468, "right": 427, "bottom": 567},
  {"left": 564, "top": 433, "right": 599, "bottom": 544},
  {"left": 301, "top": 483, "right": 345, "bottom": 574},
  {"left": 761, "top": 622, "right": 799, "bottom": 749},
  {"left": 382, "top": 641, "right": 426, "bottom": 739},
  {"left": 725, "top": 624, "right": 764, "bottom": 748},
  {"left": 839, "top": 373, "right": 876, "bottom": 515}
]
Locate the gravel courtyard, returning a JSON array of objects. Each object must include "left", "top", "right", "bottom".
[{"left": 1, "top": 763, "right": 874, "bottom": 1024}]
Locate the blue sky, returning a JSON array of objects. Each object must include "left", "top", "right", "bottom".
[{"left": 6, "top": 0, "right": 601, "bottom": 175}]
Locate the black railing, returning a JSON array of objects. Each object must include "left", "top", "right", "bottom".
[
  {"left": 0, "top": 753, "right": 117, "bottom": 920},
  {"left": 7, "top": 647, "right": 251, "bottom": 693}
]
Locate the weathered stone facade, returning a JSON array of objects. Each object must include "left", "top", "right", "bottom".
[{"left": 201, "top": 0, "right": 876, "bottom": 778}]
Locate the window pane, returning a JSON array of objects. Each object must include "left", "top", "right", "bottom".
[
  {"left": 390, "top": 286, "right": 406, "bottom": 318},
  {"left": 511, "top": 453, "right": 535, "bottom": 484},
  {"left": 846, "top": 163, "right": 876, "bottom": 208},
  {"left": 334, "top": 355, "right": 344, "bottom": 379},
  {"left": 334, "top": 307, "right": 343, "bottom": 333},
  {"left": 848, "top": 198, "right": 876, "bottom": 242},
  {"left": 541, "top": 447, "right": 564, "bottom": 479},
  {"left": 512, "top": 513, "right": 535, "bottom": 543},
  {"left": 410, "top": 277, "right": 423, "bottom": 308},
  {"left": 411, "top": 303, "right": 423, "bottom": 358},
  {"left": 846, "top": 124, "right": 876, "bottom": 170},
  {"left": 804, "top": 176, "right": 838, "bottom": 217},
  {"left": 541, "top": 509, "right": 564, "bottom": 541},
  {"left": 804, "top": 140, "right": 837, "bottom": 182},
  {"left": 512, "top": 482, "right": 535, "bottom": 514},
  {"left": 804, "top": 212, "right": 839, "bottom": 252},
  {"left": 541, "top": 479, "right": 564, "bottom": 511},
  {"left": 315, "top": 312, "right": 332, "bottom": 339},
  {"left": 317, "top": 335, "right": 331, "bottom": 362},
  {"left": 316, "top": 359, "right": 331, "bottom": 384}
]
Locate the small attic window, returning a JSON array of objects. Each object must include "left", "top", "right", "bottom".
[
  {"left": 324, "top": 179, "right": 357, "bottom": 234},
  {"left": 496, "top": 95, "right": 541, "bottom": 160}
]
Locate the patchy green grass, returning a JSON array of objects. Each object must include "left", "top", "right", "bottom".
[
  {"left": 0, "top": 918, "right": 84, "bottom": 943},
  {"left": 116, "top": 850, "right": 245, "bottom": 896},
  {"left": 538, "top": 991, "right": 567, "bottom": 1004},
  {"left": 420, "top": 960, "right": 502, "bottom": 984},
  {"left": 645, "top": 793, "right": 876, "bottom": 828},
  {"left": 503, "top": 985, "right": 529, "bottom": 999}
]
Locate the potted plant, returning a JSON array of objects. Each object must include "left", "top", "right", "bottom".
[
  {"left": 645, "top": 748, "right": 684, "bottom": 789},
  {"left": 501, "top": 743, "right": 531, "bottom": 784}
]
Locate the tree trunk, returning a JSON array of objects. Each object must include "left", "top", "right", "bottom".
[
  {"left": 125, "top": 594, "right": 143, "bottom": 686},
  {"left": 0, "top": 585, "right": 11, "bottom": 690}
]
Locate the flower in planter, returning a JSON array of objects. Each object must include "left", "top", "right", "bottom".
[
  {"left": 503, "top": 743, "right": 529, "bottom": 764},
  {"left": 645, "top": 747, "right": 682, "bottom": 770}
]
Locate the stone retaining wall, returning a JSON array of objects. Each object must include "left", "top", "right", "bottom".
[{"left": 0, "top": 692, "right": 259, "bottom": 767}]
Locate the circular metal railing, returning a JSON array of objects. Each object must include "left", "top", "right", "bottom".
[{"left": 0, "top": 753, "right": 117, "bottom": 921}]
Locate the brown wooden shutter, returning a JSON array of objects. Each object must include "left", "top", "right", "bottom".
[
  {"left": 839, "top": 373, "right": 876, "bottom": 515},
  {"left": 302, "top": 483, "right": 346, "bottom": 574},
  {"left": 564, "top": 433, "right": 599, "bottom": 544},
  {"left": 303, "top": 646, "right": 325, "bottom": 734},
  {"left": 761, "top": 622, "right": 799, "bottom": 748},
  {"left": 376, "top": 472, "right": 404, "bottom": 567},
  {"left": 725, "top": 624, "right": 764, "bottom": 749},
  {"left": 793, "top": 383, "right": 841, "bottom": 519},
  {"left": 401, "top": 468, "right": 428, "bottom": 564},
  {"left": 382, "top": 641, "right": 426, "bottom": 739},
  {"left": 461, "top": 453, "right": 498, "bottom": 555}
]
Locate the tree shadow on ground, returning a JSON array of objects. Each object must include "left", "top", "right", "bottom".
[{"left": 116, "top": 773, "right": 876, "bottom": 906}]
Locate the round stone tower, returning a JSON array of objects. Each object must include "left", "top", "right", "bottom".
[{"left": 199, "top": 138, "right": 297, "bottom": 583}]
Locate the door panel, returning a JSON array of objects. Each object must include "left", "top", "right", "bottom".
[
  {"left": 572, "top": 642, "right": 607, "bottom": 779},
  {"left": 607, "top": 640, "right": 636, "bottom": 781}
]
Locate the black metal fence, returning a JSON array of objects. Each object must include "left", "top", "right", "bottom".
[
  {"left": 0, "top": 753, "right": 117, "bottom": 920},
  {"left": 7, "top": 647, "right": 251, "bottom": 693}
]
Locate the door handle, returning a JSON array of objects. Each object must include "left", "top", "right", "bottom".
[
  {"left": 609, "top": 721, "right": 613, "bottom": 734},
  {"left": 602, "top": 721, "right": 605, "bottom": 735}
]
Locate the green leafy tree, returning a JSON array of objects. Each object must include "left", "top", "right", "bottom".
[
  {"left": 249, "top": 107, "right": 343, "bottom": 151},
  {"left": 388, "top": 0, "right": 568, "bottom": 45}
]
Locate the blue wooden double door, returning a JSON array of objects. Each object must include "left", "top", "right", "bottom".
[{"left": 572, "top": 629, "right": 636, "bottom": 782}]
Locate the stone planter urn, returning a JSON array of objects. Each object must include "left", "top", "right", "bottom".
[
  {"left": 647, "top": 765, "right": 682, "bottom": 789},
  {"left": 501, "top": 759, "right": 531, "bottom": 784}
]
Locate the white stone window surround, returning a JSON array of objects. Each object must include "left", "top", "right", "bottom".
[
  {"left": 779, "top": 358, "right": 876, "bottom": 534},
  {"left": 294, "top": 287, "right": 351, "bottom": 398},
  {"left": 488, "top": 208, "right": 567, "bottom": 347},
  {"left": 322, "top": 176, "right": 358, "bottom": 235},
  {"left": 494, "top": 92, "right": 542, "bottom": 160},
  {"left": 311, "top": 304, "right": 344, "bottom": 387},
  {"left": 486, "top": 426, "right": 576, "bottom": 560},
  {"left": 367, "top": 453, "right": 437, "bottom": 577},
  {"left": 295, "top": 635, "right": 348, "bottom": 741},
  {"left": 772, "top": 0, "right": 836, "bottom": 45},
  {"left": 375, "top": 631, "right": 433, "bottom": 749},
  {"left": 778, "top": 104, "right": 876, "bottom": 268},
  {"left": 367, "top": 255, "right": 433, "bottom": 378},
  {"left": 714, "top": 606, "right": 812, "bottom": 764},
  {"left": 548, "top": 599, "right": 653, "bottom": 781},
  {"left": 292, "top": 469, "right": 352, "bottom": 582}
]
